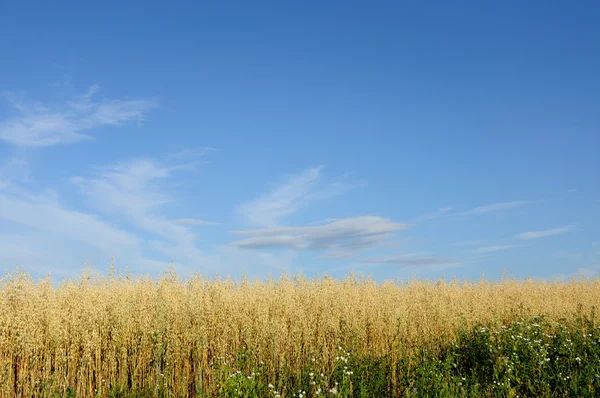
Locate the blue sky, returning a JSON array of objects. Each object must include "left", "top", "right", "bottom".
[{"left": 1, "top": 1, "right": 598, "bottom": 281}]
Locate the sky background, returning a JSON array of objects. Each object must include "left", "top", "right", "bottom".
[{"left": 0, "top": 1, "right": 598, "bottom": 282}]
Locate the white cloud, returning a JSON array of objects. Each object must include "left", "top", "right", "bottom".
[
  {"left": 237, "top": 166, "right": 359, "bottom": 227},
  {"left": 457, "top": 200, "right": 539, "bottom": 216},
  {"left": 0, "top": 234, "right": 64, "bottom": 271},
  {"left": 516, "top": 225, "right": 574, "bottom": 240},
  {"left": 0, "top": 85, "right": 157, "bottom": 147},
  {"left": 471, "top": 244, "right": 522, "bottom": 254},
  {"left": 237, "top": 166, "right": 321, "bottom": 227},
  {"left": 71, "top": 154, "right": 214, "bottom": 264},
  {"left": 230, "top": 216, "right": 407, "bottom": 257},
  {"left": 0, "top": 232, "right": 145, "bottom": 278},
  {"left": 0, "top": 148, "right": 295, "bottom": 277},
  {"left": 0, "top": 191, "right": 140, "bottom": 256}
]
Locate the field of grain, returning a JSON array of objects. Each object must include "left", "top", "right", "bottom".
[{"left": 1, "top": 266, "right": 600, "bottom": 397}]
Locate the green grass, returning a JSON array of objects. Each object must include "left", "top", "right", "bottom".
[
  {"left": 74, "top": 312, "right": 600, "bottom": 397},
  {"left": 186, "top": 314, "right": 600, "bottom": 397},
  {"left": 20, "top": 311, "right": 600, "bottom": 397}
]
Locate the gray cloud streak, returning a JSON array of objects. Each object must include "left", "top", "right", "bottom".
[
  {"left": 230, "top": 216, "right": 408, "bottom": 257},
  {"left": 360, "top": 256, "right": 459, "bottom": 268}
]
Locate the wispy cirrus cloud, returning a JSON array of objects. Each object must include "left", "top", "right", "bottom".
[
  {"left": 456, "top": 200, "right": 539, "bottom": 216},
  {"left": 471, "top": 244, "right": 523, "bottom": 254},
  {"left": 70, "top": 151, "right": 215, "bottom": 264},
  {"left": 409, "top": 206, "right": 453, "bottom": 223},
  {"left": 412, "top": 200, "right": 538, "bottom": 224},
  {"left": 0, "top": 85, "right": 157, "bottom": 147},
  {"left": 0, "top": 190, "right": 141, "bottom": 257},
  {"left": 233, "top": 166, "right": 382, "bottom": 257},
  {"left": 237, "top": 166, "right": 361, "bottom": 227},
  {"left": 516, "top": 225, "right": 575, "bottom": 240},
  {"left": 0, "top": 155, "right": 31, "bottom": 190},
  {"left": 0, "top": 185, "right": 287, "bottom": 277},
  {"left": 230, "top": 216, "right": 407, "bottom": 257},
  {"left": 0, "top": 83, "right": 174, "bottom": 273}
]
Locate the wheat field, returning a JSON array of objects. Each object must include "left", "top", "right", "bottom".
[{"left": 1, "top": 266, "right": 598, "bottom": 397}]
